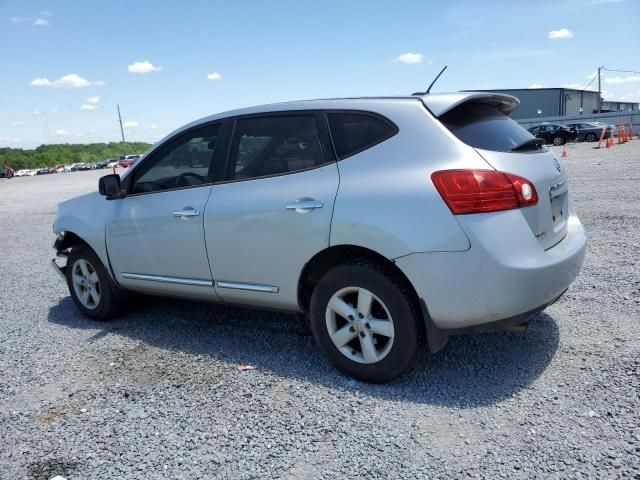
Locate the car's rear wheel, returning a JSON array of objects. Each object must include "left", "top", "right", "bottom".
[
  {"left": 309, "top": 261, "right": 420, "bottom": 382},
  {"left": 552, "top": 135, "right": 565, "bottom": 146},
  {"left": 585, "top": 132, "right": 597, "bottom": 142},
  {"left": 66, "top": 246, "right": 122, "bottom": 321}
]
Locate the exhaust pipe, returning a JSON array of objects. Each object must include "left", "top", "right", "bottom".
[{"left": 504, "top": 323, "right": 529, "bottom": 333}]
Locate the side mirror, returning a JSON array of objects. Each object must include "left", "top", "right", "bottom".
[{"left": 99, "top": 174, "right": 123, "bottom": 199}]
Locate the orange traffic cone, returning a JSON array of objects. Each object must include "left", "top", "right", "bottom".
[
  {"left": 561, "top": 144, "right": 568, "bottom": 158},
  {"left": 606, "top": 136, "right": 613, "bottom": 148}
]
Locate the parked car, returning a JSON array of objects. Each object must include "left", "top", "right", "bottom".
[
  {"left": 0, "top": 166, "right": 14, "bottom": 178},
  {"left": 591, "top": 122, "right": 618, "bottom": 137},
  {"left": 117, "top": 155, "right": 141, "bottom": 168},
  {"left": 14, "top": 169, "right": 30, "bottom": 177},
  {"left": 51, "top": 92, "right": 587, "bottom": 382},
  {"left": 92, "top": 159, "right": 113, "bottom": 169},
  {"left": 527, "top": 123, "right": 576, "bottom": 146},
  {"left": 564, "top": 122, "right": 612, "bottom": 142},
  {"left": 36, "top": 167, "right": 53, "bottom": 175}
]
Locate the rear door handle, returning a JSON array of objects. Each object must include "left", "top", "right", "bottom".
[
  {"left": 173, "top": 207, "right": 200, "bottom": 218},
  {"left": 285, "top": 198, "right": 324, "bottom": 212}
]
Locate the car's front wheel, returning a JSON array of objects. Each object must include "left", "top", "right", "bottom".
[
  {"left": 66, "top": 246, "right": 122, "bottom": 321},
  {"left": 309, "top": 261, "right": 420, "bottom": 382},
  {"left": 552, "top": 135, "right": 566, "bottom": 146},
  {"left": 585, "top": 132, "right": 597, "bottom": 142}
]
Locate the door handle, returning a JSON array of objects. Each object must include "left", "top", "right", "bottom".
[
  {"left": 173, "top": 207, "right": 200, "bottom": 218},
  {"left": 285, "top": 198, "right": 324, "bottom": 212}
]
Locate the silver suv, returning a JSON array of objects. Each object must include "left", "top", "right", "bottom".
[{"left": 52, "top": 92, "right": 587, "bottom": 382}]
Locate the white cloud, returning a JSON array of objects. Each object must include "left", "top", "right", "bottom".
[
  {"left": 33, "top": 110, "right": 41, "bottom": 116},
  {"left": 529, "top": 83, "right": 543, "bottom": 89},
  {"left": 605, "top": 75, "right": 640, "bottom": 85},
  {"left": 548, "top": 28, "right": 574, "bottom": 39},
  {"left": 10, "top": 17, "right": 30, "bottom": 23},
  {"left": 11, "top": 121, "right": 24, "bottom": 126},
  {"left": 86, "top": 96, "right": 100, "bottom": 104},
  {"left": 206, "top": 72, "right": 222, "bottom": 81},
  {"left": 40, "top": 10, "right": 53, "bottom": 16},
  {"left": 0, "top": 136, "right": 21, "bottom": 144},
  {"left": 127, "top": 60, "right": 161, "bottom": 74},
  {"left": 55, "top": 129, "right": 68, "bottom": 136},
  {"left": 30, "top": 73, "right": 105, "bottom": 88},
  {"left": 395, "top": 52, "right": 426, "bottom": 64},
  {"left": 33, "top": 18, "right": 49, "bottom": 26},
  {"left": 150, "top": 124, "right": 158, "bottom": 129},
  {"left": 563, "top": 83, "right": 584, "bottom": 89},
  {"left": 81, "top": 104, "right": 99, "bottom": 110},
  {"left": 123, "top": 121, "right": 139, "bottom": 129}
]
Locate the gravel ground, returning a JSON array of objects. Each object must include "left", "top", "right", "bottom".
[{"left": 1, "top": 142, "right": 639, "bottom": 480}]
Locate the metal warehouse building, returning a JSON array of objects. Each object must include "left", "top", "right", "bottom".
[{"left": 466, "top": 88, "right": 639, "bottom": 120}]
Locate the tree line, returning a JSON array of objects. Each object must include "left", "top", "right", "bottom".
[{"left": 0, "top": 142, "right": 153, "bottom": 170}]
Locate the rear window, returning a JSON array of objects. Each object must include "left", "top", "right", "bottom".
[
  {"left": 328, "top": 113, "right": 396, "bottom": 159},
  {"left": 439, "top": 103, "right": 536, "bottom": 152}
]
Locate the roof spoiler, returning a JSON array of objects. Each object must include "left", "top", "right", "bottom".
[{"left": 420, "top": 92, "right": 520, "bottom": 117}]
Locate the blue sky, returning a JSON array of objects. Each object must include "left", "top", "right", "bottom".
[{"left": 1, "top": 0, "right": 639, "bottom": 148}]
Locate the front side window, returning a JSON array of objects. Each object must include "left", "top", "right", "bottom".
[
  {"left": 228, "top": 115, "right": 324, "bottom": 181},
  {"left": 132, "top": 123, "right": 222, "bottom": 194},
  {"left": 327, "top": 113, "right": 396, "bottom": 159}
]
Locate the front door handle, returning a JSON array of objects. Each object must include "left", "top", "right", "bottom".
[
  {"left": 173, "top": 207, "right": 200, "bottom": 219},
  {"left": 285, "top": 198, "right": 324, "bottom": 213}
]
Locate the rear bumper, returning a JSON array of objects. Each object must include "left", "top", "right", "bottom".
[{"left": 395, "top": 210, "right": 587, "bottom": 333}]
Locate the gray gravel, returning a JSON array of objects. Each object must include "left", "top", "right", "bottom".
[{"left": 1, "top": 142, "right": 639, "bottom": 479}]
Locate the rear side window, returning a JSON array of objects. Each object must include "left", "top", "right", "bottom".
[
  {"left": 227, "top": 115, "right": 325, "bottom": 181},
  {"left": 440, "top": 103, "right": 536, "bottom": 152},
  {"left": 327, "top": 113, "right": 396, "bottom": 159}
]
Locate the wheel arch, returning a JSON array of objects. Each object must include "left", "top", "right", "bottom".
[{"left": 298, "top": 244, "right": 424, "bottom": 325}]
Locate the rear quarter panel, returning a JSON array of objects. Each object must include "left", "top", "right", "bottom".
[{"left": 330, "top": 99, "right": 490, "bottom": 258}]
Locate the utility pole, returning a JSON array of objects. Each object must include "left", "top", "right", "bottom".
[
  {"left": 597, "top": 67, "right": 602, "bottom": 114},
  {"left": 117, "top": 104, "right": 127, "bottom": 155}
]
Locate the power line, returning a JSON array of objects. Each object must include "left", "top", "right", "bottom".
[{"left": 602, "top": 67, "right": 640, "bottom": 75}]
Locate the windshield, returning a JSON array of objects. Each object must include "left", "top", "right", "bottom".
[{"left": 439, "top": 102, "right": 537, "bottom": 152}]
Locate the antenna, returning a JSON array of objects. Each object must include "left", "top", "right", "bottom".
[{"left": 426, "top": 65, "right": 447, "bottom": 94}]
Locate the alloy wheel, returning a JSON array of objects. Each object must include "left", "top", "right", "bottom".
[
  {"left": 325, "top": 286, "right": 395, "bottom": 364},
  {"left": 71, "top": 258, "right": 101, "bottom": 310}
]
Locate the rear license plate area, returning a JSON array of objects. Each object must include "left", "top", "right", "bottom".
[{"left": 550, "top": 192, "right": 568, "bottom": 225}]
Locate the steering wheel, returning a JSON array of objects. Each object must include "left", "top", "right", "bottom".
[{"left": 176, "top": 172, "right": 206, "bottom": 187}]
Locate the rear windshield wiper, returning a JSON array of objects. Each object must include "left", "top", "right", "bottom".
[{"left": 511, "top": 138, "right": 545, "bottom": 152}]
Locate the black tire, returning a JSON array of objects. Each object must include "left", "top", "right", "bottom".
[
  {"left": 552, "top": 135, "right": 566, "bottom": 146},
  {"left": 585, "top": 132, "right": 597, "bottom": 142},
  {"left": 65, "top": 245, "right": 123, "bottom": 321},
  {"left": 309, "top": 261, "right": 420, "bottom": 383}
]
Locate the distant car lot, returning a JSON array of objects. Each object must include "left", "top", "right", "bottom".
[
  {"left": 0, "top": 140, "right": 639, "bottom": 478},
  {"left": 6, "top": 154, "right": 143, "bottom": 178}
]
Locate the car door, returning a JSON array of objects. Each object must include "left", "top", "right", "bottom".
[
  {"left": 204, "top": 112, "right": 339, "bottom": 310},
  {"left": 106, "top": 121, "right": 227, "bottom": 300}
]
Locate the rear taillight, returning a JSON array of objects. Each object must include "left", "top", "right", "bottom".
[{"left": 431, "top": 169, "right": 538, "bottom": 214}]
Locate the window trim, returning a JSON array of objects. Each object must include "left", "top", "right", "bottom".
[
  {"left": 218, "top": 110, "right": 335, "bottom": 185},
  {"left": 123, "top": 120, "right": 229, "bottom": 197},
  {"left": 324, "top": 110, "right": 399, "bottom": 161}
]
